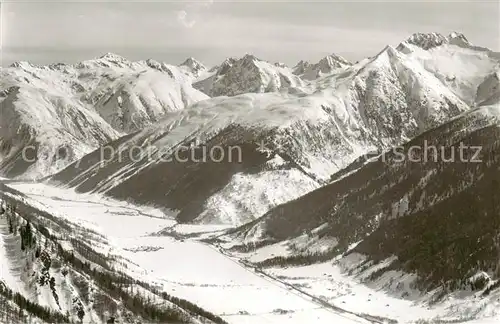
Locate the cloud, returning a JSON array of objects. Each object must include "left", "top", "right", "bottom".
[
  {"left": 177, "top": 0, "right": 214, "bottom": 28},
  {"left": 176, "top": 10, "right": 196, "bottom": 28}
]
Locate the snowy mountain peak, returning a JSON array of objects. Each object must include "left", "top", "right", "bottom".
[
  {"left": 48, "top": 62, "right": 69, "bottom": 71},
  {"left": 238, "top": 54, "right": 262, "bottom": 67},
  {"left": 448, "top": 31, "right": 467, "bottom": 40},
  {"left": 399, "top": 32, "right": 471, "bottom": 50},
  {"left": 193, "top": 53, "right": 306, "bottom": 97},
  {"left": 180, "top": 57, "right": 205, "bottom": 68},
  {"left": 447, "top": 31, "right": 471, "bottom": 46},
  {"left": 294, "top": 60, "right": 310, "bottom": 68},
  {"left": 292, "top": 60, "right": 311, "bottom": 75},
  {"left": 93, "top": 52, "right": 132, "bottom": 67},
  {"left": 210, "top": 57, "right": 237, "bottom": 74},
  {"left": 379, "top": 45, "right": 400, "bottom": 58},
  {"left": 221, "top": 57, "right": 237, "bottom": 65},
  {"left": 0, "top": 52, "right": 210, "bottom": 178},
  {"left": 76, "top": 52, "right": 132, "bottom": 69},
  {"left": 293, "top": 53, "right": 351, "bottom": 80},
  {"left": 204, "top": 54, "right": 261, "bottom": 78},
  {"left": 97, "top": 52, "right": 129, "bottom": 62},
  {"left": 142, "top": 58, "right": 178, "bottom": 77},
  {"left": 403, "top": 32, "right": 449, "bottom": 49},
  {"left": 179, "top": 57, "right": 207, "bottom": 76},
  {"left": 242, "top": 53, "right": 259, "bottom": 62},
  {"left": 318, "top": 53, "right": 352, "bottom": 69},
  {"left": 8, "top": 61, "right": 37, "bottom": 69}
]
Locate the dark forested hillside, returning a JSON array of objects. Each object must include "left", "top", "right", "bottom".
[
  {"left": 0, "top": 184, "right": 227, "bottom": 324},
  {"left": 235, "top": 105, "right": 500, "bottom": 294}
]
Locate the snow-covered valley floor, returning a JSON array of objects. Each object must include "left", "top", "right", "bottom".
[
  {"left": 1, "top": 182, "right": 373, "bottom": 324},
  {"left": 2, "top": 181, "right": 499, "bottom": 324}
]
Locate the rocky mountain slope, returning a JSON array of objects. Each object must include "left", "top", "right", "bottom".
[
  {"left": 47, "top": 32, "right": 499, "bottom": 226},
  {"left": 0, "top": 78, "right": 120, "bottom": 180},
  {"left": 228, "top": 102, "right": 500, "bottom": 313},
  {"left": 292, "top": 54, "right": 352, "bottom": 80},
  {"left": 2, "top": 33, "right": 497, "bottom": 182},
  {"left": 193, "top": 52, "right": 352, "bottom": 97},
  {"left": 397, "top": 32, "right": 500, "bottom": 106},
  {"left": 1, "top": 31, "right": 500, "bottom": 323},
  {"left": 0, "top": 54, "right": 209, "bottom": 179},
  {"left": 193, "top": 54, "right": 309, "bottom": 97}
]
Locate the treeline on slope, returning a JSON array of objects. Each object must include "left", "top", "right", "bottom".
[
  {"left": 0, "top": 293, "right": 27, "bottom": 324},
  {"left": 223, "top": 239, "right": 278, "bottom": 253},
  {"left": 0, "top": 192, "right": 227, "bottom": 324},
  {"left": 240, "top": 114, "right": 500, "bottom": 296},
  {"left": 0, "top": 283, "right": 69, "bottom": 324},
  {"left": 69, "top": 237, "right": 113, "bottom": 271},
  {"left": 56, "top": 234, "right": 227, "bottom": 323},
  {"left": 350, "top": 126, "right": 500, "bottom": 294},
  {"left": 0, "top": 204, "right": 70, "bottom": 323},
  {"left": 253, "top": 248, "right": 342, "bottom": 268},
  {"left": 3, "top": 203, "right": 36, "bottom": 251},
  {"left": 353, "top": 169, "right": 500, "bottom": 293}
]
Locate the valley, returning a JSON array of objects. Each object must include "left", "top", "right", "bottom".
[
  {"left": 0, "top": 180, "right": 377, "bottom": 324},
  {"left": 1, "top": 30, "right": 499, "bottom": 323},
  {"left": 2, "top": 180, "right": 499, "bottom": 323}
]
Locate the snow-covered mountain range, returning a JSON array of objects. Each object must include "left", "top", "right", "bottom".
[
  {"left": 1, "top": 32, "right": 500, "bottom": 324},
  {"left": 2, "top": 32, "right": 497, "bottom": 182},
  {"left": 0, "top": 54, "right": 208, "bottom": 179},
  {"left": 49, "top": 33, "right": 498, "bottom": 226}
]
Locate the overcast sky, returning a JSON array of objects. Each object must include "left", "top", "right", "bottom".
[{"left": 1, "top": 0, "right": 498, "bottom": 67}]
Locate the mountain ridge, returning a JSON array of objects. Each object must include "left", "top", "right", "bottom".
[
  {"left": 45, "top": 32, "right": 498, "bottom": 226},
  {"left": 1, "top": 31, "right": 500, "bottom": 324}
]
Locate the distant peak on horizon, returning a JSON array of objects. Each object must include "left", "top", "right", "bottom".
[
  {"left": 179, "top": 57, "right": 206, "bottom": 68},
  {"left": 97, "top": 52, "right": 129, "bottom": 60},
  {"left": 399, "top": 31, "right": 470, "bottom": 50},
  {"left": 5, "top": 31, "right": 493, "bottom": 73}
]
